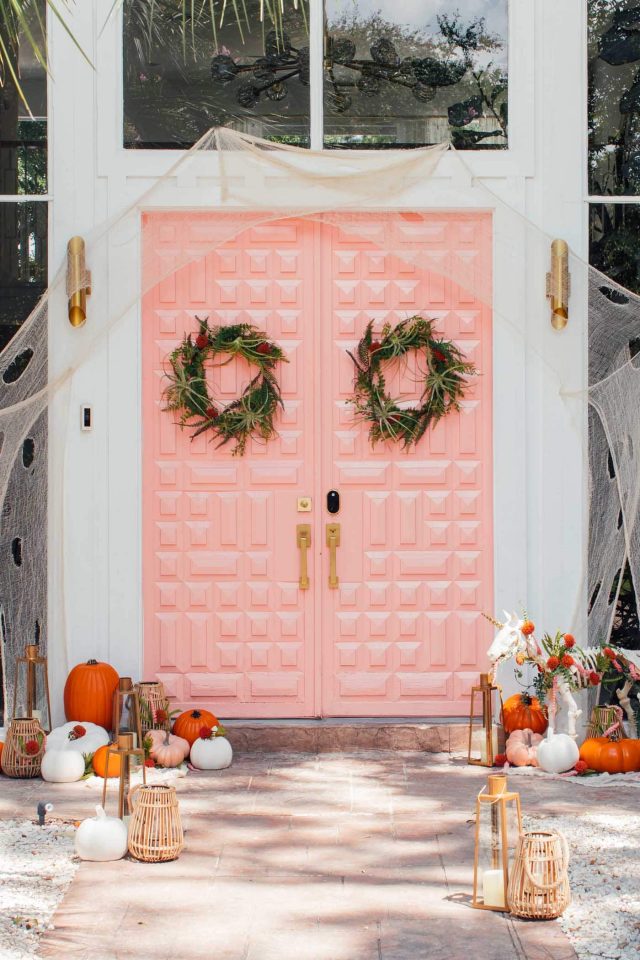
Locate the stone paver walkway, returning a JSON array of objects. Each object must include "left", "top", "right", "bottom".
[{"left": 1, "top": 752, "right": 623, "bottom": 959}]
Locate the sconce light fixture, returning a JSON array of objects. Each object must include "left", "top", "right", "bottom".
[
  {"left": 67, "top": 236, "right": 91, "bottom": 327},
  {"left": 546, "top": 239, "right": 570, "bottom": 330}
]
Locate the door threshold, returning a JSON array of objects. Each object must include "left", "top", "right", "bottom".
[{"left": 223, "top": 717, "right": 469, "bottom": 754}]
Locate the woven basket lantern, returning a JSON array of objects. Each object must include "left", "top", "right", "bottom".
[
  {"left": 1, "top": 717, "right": 46, "bottom": 778},
  {"left": 586, "top": 706, "right": 624, "bottom": 741},
  {"left": 507, "top": 830, "right": 570, "bottom": 920},
  {"left": 127, "top": 784, "right": 184, "bottom": 863},
  {"left": 135, "top": 681, "right": 171, "bottom": 736}
]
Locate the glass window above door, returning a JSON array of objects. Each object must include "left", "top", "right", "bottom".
[
  {"left": 123, "top": 0, "right": 508, "bottom": 150},
  {"left": 323, "top": 0, "right": 508, "bottom": 150}
]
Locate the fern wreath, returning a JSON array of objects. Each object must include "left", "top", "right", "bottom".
[
  {"left": 347, "top": 316, "right": 476, "bottom": 448},
  {"left": 163, "top": 317, "right": 288, "bottom": 456}
]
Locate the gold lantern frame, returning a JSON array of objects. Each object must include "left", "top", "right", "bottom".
[
  {"left": 472, "top": 773, "right": 523, "bottom": 912},
  {"left": 101, "top": 732, "right": 146, "bottom": 820},
  {"left": 467, "top": 672, "right": 504, "bottom": 767},
  {"left": 11, "top": 644, "right": 52, "bottom": 732}
]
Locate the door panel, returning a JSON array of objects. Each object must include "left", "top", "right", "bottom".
[
  {"left": 142, "top": 211, "right": 493, "bottom": 717},
  {"left": 320, "top": 214, "right": 493, "bottom": 716},
  {"left": 142, "top": 214, "right": 317, "bottom": 716}
]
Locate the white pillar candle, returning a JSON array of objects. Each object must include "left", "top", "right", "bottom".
[{"left": 482, "top": 868, "right": 506, "bottom": 908}]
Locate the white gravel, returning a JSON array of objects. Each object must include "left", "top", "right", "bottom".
[
  {"left": 524, "top": 812, "right": 640, "bottom": 960},
  {"left": 0, "top": 819, "right": 79, "bottom": 960}
]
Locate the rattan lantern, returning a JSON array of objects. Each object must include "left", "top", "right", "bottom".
[
  {"left": 508, "top": 830, "right": 570, "bottom": 919},
  {"left": 112, "top": 677, "right": 142, "bottom": 746},
  {"left": 135, "top": 681, "right": 171, "bottom": 736},
  {"left": 127, "top": 784, "right": 184, "bottom": 863},
  {"left": 1, "top": 717, "right": 46, "bottom": 778},
  {"left": 101, "top": 733, "right": 146, "bottom": 819},
  {"left": 11, "top": 644, "right": 52, "bottom": 732},
  {"left": 586, "top": 705, "right": 623, "bottom": 741},
  {"left": 472, "top": 773, "right": 522, "bottom": 912},
  {"left": 468, "top": 672, "right": 503, "bottom": 766}
]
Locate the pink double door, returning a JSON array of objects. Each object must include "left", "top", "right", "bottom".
[{"left": 142, "top": 212, "right": 493, "bottom": 718}]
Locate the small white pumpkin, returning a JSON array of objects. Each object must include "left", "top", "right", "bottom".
[
  {"left": 74, "top": 805, "right": 128, "bottom": 862},
  {"left": 45, "top": 721, "right": 109, "bottom": 755},
  {"left": 190, "top": 735, "right": 233, "bottom": 770},
  {"left": 41, "top": 748, "right": 85, "bottom": 783},
  {"left": 536, "top": 732, "right": 579, "bottom": 774}
]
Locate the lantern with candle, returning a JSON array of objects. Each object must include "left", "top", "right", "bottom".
[
  {"left": 101, "top": 733, "right": 146, "bottom": 820},
  {"left": 472, "top": 773, "right": 522, "bottom": 911},
  {"left": 11, "top": 644, "right": 52, "bottom": 732},
  {"left": 467, "top": 673, "right": 503, "bottom": 766}
]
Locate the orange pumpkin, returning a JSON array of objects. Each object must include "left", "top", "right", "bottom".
[
  {"left": 173, "top": 709, "right": 219, "bottom": 746},
  {"left": 501, "top": 693, "right": 548, "bottom": 735},
  {"left": 64, "top": 659, "right": 119, "bottom": 730},
  {"left": 91, "top": 744, "right": 121, "bottom": 778},
  {"left": 579, "top": 736, "right": 640, "bottom": 774}
]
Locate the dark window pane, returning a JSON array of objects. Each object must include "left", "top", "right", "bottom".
[
  {"left": 590, "top": 202, "right": 640, "bottom": 293},
  {"left": 0, "top": 1, "right": 47, "bottom": 194},
  {"left": 0, "top": 202, "right": 48, "bottom": 350},
  {"left": 323, "top": 0, "right": 508, "bottom": 150},
  {"left": 123, "top": 0, "right": 310, "bottom": 149},
  {"left": 589, "top": 0, "right": 640, "bottom": 196}
]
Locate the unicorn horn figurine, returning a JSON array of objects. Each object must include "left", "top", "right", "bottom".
[{"left": 486, "top": 611, "right": 525, "bottom": 665}]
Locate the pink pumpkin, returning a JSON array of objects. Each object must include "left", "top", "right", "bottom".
[
  {"left": 145, "top": 728, "right": 190, "bottom": 765},
  {"left": 505, "top": 728, "right": 543, "bottom": 767}
]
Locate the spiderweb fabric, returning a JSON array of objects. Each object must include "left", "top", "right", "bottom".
[{"left": 0, "top": 127, "right": 636, "bottom": 708}]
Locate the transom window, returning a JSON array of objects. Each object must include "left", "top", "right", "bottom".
[{"left": 123, "top": 0, "right": 509, "bottom": 150}]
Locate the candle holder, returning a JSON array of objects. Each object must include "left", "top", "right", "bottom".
[
  {"left": 135, "top": 681, "right": 171, "bottom": 736},
  {"left": 468, "top": 672, "right": 503, "bottom": 767},
  {"left": 101, "top": 733, "right": 146, "bottom": 820},
  {"left": 112, "top": 677, "right": 142, "bottom": 746},
  {"left": 11, "top": 644, "right": 52, "bottom": 732},
  {"left": 472, "top": 773, "right": 522, "bottom": 912},
  {"left": 1, "top": 717, "right": 46, "bottom": 778}
]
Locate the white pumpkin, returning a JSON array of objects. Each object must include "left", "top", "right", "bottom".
[
  {"left": 41, "top": 748, "right": 85, "bottom": 783},
  {"left": 75, "top": 805, "right": 128, "bottom": 862},
  {"left": 190, "top": 735, "right": 233, "bottom": 770},
  {"left": 45, "top": 721, "right": 109, "bottom": 755},
  {"left": 536, "top": 733, "right": 580, "bottom": 774}
]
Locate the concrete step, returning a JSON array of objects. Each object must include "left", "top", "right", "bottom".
[{"left": 223, "top": 718, "right": 469, "bottom": 753}]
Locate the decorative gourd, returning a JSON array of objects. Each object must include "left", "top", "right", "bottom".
[
  {"left": 536, "top": 733, "right": 579, "bottom": 774},
  {"left": 64, "top": 659, "right": 119, "bottom": 730},
  {"left": 45, "top": 721, "right": 109, "bottom": 755},
  {"left": 41, "top": 749, "right": 85, "bottom": 783},
  {"left": 579, "top": 736, "right": 640, "bottom": 774},
  {"left": 74, "top": 805, "right": 128, "bottom": 862},
  {"left": 149, "top": 730, "right": 190, "bottom": 768},
  {"left": 92, "top": 744, "right": 121, "bottom": 778},
  {"left": 505, "top": 728, "right": 543, "bottom": 767},
  {"left": 173, "top": 709, "right": 219, "bottom": 747},
  {"left": 501, "top": 693, "right": 548, "bottom": 735},
  {"left": 190, "top": 734, "right": 233, "bottom": 770}
]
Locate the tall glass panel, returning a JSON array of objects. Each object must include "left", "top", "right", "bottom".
[
  {"left": 589, "top": 0, "right": 640, "bottom": 195},
  {"left": 323, "top": 0, "right": 508, "bottom": 149},
  {"left": 123, "top": 0, "right": 310, "bottom": 148},
  {"left": 590, "top": 202, "right": 640, "bottom": 294}
]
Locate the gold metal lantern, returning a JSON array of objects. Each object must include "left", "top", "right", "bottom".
[
  {"left": 11, "top": 644, "right": 52, "bottom": 732},
  {"left": 472, "top": 773, "right": 522, "bottom": 912},
  {"left": 467, "top": 672, "right": 503, "bottom": 766},
  {"left": 112, "top": 677, "right": 143, "bottom": 746},
  {"left": 101, "top": 733, "right": 146, "bottom": 820}
]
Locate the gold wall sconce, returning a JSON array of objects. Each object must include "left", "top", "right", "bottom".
[
  {"left": 67, "top": 236, "right": 91, "bottom": 327},
  {"left": 546, "top": 239, "right": 570, "bottom": 330}
]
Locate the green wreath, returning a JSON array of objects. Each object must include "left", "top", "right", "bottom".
[
  {"left": 347, "top": 316, "right": 476, "bottom": 448},
  {"left": 163, "top": 317, "right": 288, "bottom": 456}
]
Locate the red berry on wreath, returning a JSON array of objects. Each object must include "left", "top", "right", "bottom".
[
  {"left": 432, "top": 349, "right": 446, "bottom": 362},
  {"left": 205, "top": 406, "right": 219, "bottom": 420},
  {"left": 257, "top": 342, "right": 272, "bottom": 356},
  {"left": 369, "top": 341, "right": 382, "bottom": 353},
  {"left": 195, "top": 333, "right": 208, "bottom": 350},
  {"left": 24, "top": 739, "right": 40, "bottom": 756}
]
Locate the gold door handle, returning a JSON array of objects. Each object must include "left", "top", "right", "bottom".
[
  {"left": 297, "top": 524, "right": 311, "bottom": 590},
  {"left": 326, "top": 522, "right": 340, "bottom": 589}
]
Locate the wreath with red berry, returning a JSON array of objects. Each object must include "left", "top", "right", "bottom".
[
  {"left": 163, "top": 317, "right": 288, "bottom": 456},
  {"left": 347, "top": 316, "right": 476, "bottom": 448}
]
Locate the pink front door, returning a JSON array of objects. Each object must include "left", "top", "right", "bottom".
[{"left": 142, "top": 212, "right": 493, "bottom": 717}]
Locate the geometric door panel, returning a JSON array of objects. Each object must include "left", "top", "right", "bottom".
[{"left": 142, "top": 211, "right": 492, "bottom": 717}]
